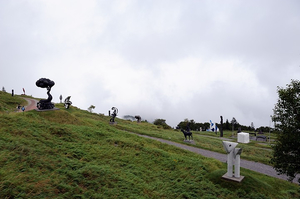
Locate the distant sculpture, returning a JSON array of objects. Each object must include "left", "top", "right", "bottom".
[
  {"left": 36, "top": 78, "right": 55, "bottom": 110},
  {"left": 187, "top": 122, "right": 191, "bottom": 132},
  {"left": 181, "top": 129, "right": 193, "bottom": 140},
  {"left": 64, "top": 96, "right": 72, "bottom": 109},
  {"left": 135, "top": 115, "right": 141, "bottom": 123},
  {"left": 237, "top": 127, "right": 242, "bottom": 133},
  {"left": 210, "top": 120, "right": 218, "bottom": 132},
  {"left": 110, "top": 107, "right": 118, "bottom": 123},
  {"left": 220, "top": 116, "right": 224, "bottom": 137},
  {"left": 59, "top": 95, "right": 63, "bottom": 103}
]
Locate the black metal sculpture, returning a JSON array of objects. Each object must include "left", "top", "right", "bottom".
[
  {"left": 64, "top": 96, "right": 72, "bottom": 109},
  {"left": 181, "top": 129, "right": 193, "bottom": 140},
  {"left": 110, "top": 107, "right": 118, "bottom": 123},
  {"left": 220, "top": 116, "right": 224, "bottom": 137},
  {"left": 36, "top": 78, "right": 55, "bottom": 110},
  {"left": 135, "top": 115, "right": 141, "bottom": 123}
]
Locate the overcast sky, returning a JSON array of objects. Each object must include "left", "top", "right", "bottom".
[{"left": 1, "top": 0, "right": 300, "bottom": 128}]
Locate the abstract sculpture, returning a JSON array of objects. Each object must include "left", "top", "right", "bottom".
[
  {"left": 36, "top": 78, "right": 55, "bottom": 110},
  {"left": 110, "top": 107, "right": 118, "bottom": 123},
  {"left": 135, "top": 115, "right": 141, "bottom": 123},
  {"left": 64, "top": 96, "right": 72, "bottom": 109},
  {"left": 222, "top": 141, "right": 244, "bottom": 182}
]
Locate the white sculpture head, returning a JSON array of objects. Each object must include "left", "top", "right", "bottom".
[{"left": 222, "top": 141, "right": 238, "bottom": 153}]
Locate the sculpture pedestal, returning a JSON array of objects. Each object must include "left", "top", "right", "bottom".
[
  {"left": 222, "top": 174, "right": 244, "bottom": 183},
  {"left": 35, "top": 107, "right": 60, "bottom": 112},
  {"left": 183, "top": 140, "right": 195, "bottom": 144},
  {"left": 109, "top": 122, "right": 117, "bottom": 125}
]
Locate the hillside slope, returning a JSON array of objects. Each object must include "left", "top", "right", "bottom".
[{"left": 0, "top": 91, "right": 299, "bottom": 198}]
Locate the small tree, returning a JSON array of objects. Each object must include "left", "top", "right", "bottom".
[
  {"left": 123, "top": 115, "right": 135, "bottom": 121},
  {"left": 88, "top": 105, "right": 95, "bottom": 113},
  {"left": 271, "top": 79, "right": 300, "bottom": 183},
  {"left": 225, "top": 119, "right": 230, "bottom": 130},
  {"left": 231, "top": 117, "right": 239, "bottom": 131},
  {"left": 153, "top": 119, "right": 172, "bottom": 129}
]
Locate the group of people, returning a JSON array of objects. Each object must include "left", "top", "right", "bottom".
[{"left": 17, "top": 104, "right": 25, "bottom": 112}]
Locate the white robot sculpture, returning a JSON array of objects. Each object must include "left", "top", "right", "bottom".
[{"left": 222, "top": 141, "right": 244, "bottom": 182}]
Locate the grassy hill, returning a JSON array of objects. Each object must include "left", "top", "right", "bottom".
[{"left": 0, "top": 91, "right": 299, "bottom": 198}]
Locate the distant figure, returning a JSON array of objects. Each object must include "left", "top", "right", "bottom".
[
  {"left": 12, "top": 89, "right": 14, "bottom": 96},
  {"left": 59, "top": 95, "right": 63, "bottom": 103}
]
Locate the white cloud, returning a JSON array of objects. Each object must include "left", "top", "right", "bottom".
[{"left": 1, "top": 0, "right": 300, "bottom": 128}]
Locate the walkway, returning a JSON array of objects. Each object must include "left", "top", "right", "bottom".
[
  {"left": 22, "top": 97, "right": 38, "bottom": 111},
  {"left": 133, "top": 133, "right": 300, "bottom": 184}
]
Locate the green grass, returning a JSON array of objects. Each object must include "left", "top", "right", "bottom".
[
  {"left": 115, "top": 121, "right": 274, "bottom": 165},
  {"left": 0, "top": 91, "right": 299, "bottom": 198},
  {"left": 0, "top": 91, "right": 27, "bottom": 112}
]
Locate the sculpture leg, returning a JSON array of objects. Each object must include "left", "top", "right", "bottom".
[
  {"left": 227, "top": 151, "right": 234, "bottom": 177},
  {"left": 234, "top": 154, "right": 240, "bottom": 178}
]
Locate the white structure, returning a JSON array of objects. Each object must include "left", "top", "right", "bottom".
[
  {"left": 222, "top": 141, "right": 244, "bottom": 182},
  {"left": 237, "top": 132, "right": 250, "bottom": 143},
  {"left": 207, "top": 120, "right": 219, "bottom": 132}
]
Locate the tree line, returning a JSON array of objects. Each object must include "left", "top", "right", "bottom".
[{"left": 175, "top": 118, "right": 271, "bottom": 132}]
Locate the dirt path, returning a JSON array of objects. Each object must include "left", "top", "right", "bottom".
[
  {"left": 132, "top": 133, "right": 300, "bottom": 184},
  {"left": 22, "top": 97, "right": 39, "bottom": 111}
]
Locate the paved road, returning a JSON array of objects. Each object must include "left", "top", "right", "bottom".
[{"left": 133, "top": 133, "right": 300, "bottom": 184}]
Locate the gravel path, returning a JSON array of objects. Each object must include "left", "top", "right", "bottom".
[{"left": 134, "top": 133, "right": 300, "bottom": 183}]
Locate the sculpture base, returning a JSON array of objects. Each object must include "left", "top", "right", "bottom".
[
  {"left": 109, "top": 122, "right": 117, "bottom": 125},
  {"left": 183, "top": 140, "right": 195, "bottom": 144},
  {"left": 222, "top": 174, "right": 244, "bottom": 183},
  {"left": 35, "top": 107, "right": 60, "bottom": 112}
]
